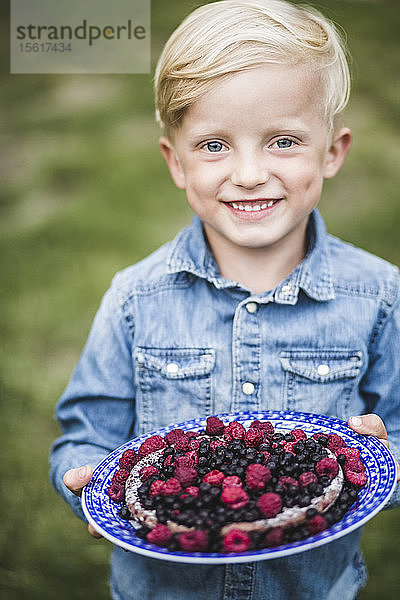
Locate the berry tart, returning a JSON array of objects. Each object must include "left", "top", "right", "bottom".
[{"left": 107, "top": 416, "right": 367, "bottom": 554}]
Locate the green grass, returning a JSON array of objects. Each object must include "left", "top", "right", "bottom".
[{"left": 1, "top": 1, "right": 399, "bottom": 598}]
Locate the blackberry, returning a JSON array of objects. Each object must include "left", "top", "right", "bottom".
[
  {"left": 317, "top": 435, "right": 328, "bottom": 447},
  {"left": 284, "top": 433, "right": 295, "bottom": 442},
  {"left": 273, "top": 433, "right": 285, "bottom": 442},
  {"left": 336, "top": 453, "right": 347, "bottom": 466},
  {"left": 199, "top": 482, "right": 212, "bottom": 494}
]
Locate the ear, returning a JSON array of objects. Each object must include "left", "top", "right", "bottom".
[
  {"left": 323, "top": 127, "right": 352, "bottom": 179},
  {"left": 159, "top": 136, "right": 186, "bottom": 189}
]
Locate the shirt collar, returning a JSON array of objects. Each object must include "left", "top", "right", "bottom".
[{"left": 166, "top": 209, "right": 335, "bottom": 302}]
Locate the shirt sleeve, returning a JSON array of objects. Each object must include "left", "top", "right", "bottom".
[
  {"left": 49, "top": 274, "right": 136, "bottom": 521},
  {"left": 360, "top": 274, "right": 400, "bottom": 509}
]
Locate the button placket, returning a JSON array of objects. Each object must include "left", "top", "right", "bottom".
[{"left": 231, "top": 300, "right": 261, "bottom": 411}]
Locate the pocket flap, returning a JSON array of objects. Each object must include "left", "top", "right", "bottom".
[
  {"left": 279, "top": 350, "right": 362, "bottom": 382},
  {"left": 135, "top": 347, "right": 215, "bottom": 379}
]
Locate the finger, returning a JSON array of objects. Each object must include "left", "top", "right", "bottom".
[
  {"left": 88, "top": 523, "right": 103, "bottom": 539},
  {"left": 348, "top": 414, "right": 388, "bottom": 443},
  {"left": 63, "top": 465, "right": 93, "bottom": 497}
]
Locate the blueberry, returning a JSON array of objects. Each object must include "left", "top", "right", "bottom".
[
  {"left": 337, "top": 454, "right": 347, "bottom": 465},
  {"left": 118, "top": 505, "right": 133, "bottom": 520},
  {"left": 298, "top": 494, "right": 311, "bottom": 507},
  {"left": 317, "top": 435, "right": 328, "bottom": 447},
  {"left": 306, "top": 508, "right": 318, "bottom": 519},
  {"left": 293, "top": 441, "right": 305, "bottom": 453},
  {"left": 319, "top": 475, "right": 330, "bottom": 487},
  {"left": 285, "top": 434, "right": 295, "bottom": 442},
  {"left": 135, "top": 525, "right": 151, "bottom": 539}
]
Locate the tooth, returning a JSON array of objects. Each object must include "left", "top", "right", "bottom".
[
  {"left": 232, "top": 202, "right": 239, "bottom": 209},
  {"left": 253, "top": 205, "right": 261, "bottom": 211},
  {"left": 267, "top": 200, "right": 274, "bottom": 207},
  {"left": 261, "top": 203, "right": 267, "bottom": 209}
]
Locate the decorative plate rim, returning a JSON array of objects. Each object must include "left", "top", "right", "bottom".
[{"left": 81, "top": 410, "right": 397, "bottom": 564}]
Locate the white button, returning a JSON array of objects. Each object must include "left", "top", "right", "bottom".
[
  {"left": 246, "top": 302, "right": 258, "bottom": 314},
  {"left": 317, "top": 364, "right": 330, "bottom": 376},
  {"left": 281, "top": 283, "right": 292, "bottom": 295},
  {"left": 166, "top": 362, "right": 179, "bottom": 374},
  {"left": 242, "top": 382, "right": 255, "bottom": 395}
]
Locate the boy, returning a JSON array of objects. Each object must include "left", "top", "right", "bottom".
[{"left": 50, "top": 1, "right": 400, "bottom": 599}]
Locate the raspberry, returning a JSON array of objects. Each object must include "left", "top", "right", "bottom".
[
  {"left": 146, "top": 524, "right": 172, "bottom": 547},
  {"left": 327, "top": 433, "right": 346, "bottom": 453},
  {"left": 345, "top": 457, "right": 365, "bottom": 473},
  {"left": 257, "top": 492, "right": 282, "bottom": 518},
  {"left": 308, "top": 515, "right": 328, "bottom": 535},
  {"left": 341, "top": 446, "right": 360, "bottom": 459},
  {"left": 299, "top": 471, "right": 318, "bottom": 487},
  {"left": 185, "top": 485, "right": 199, "bottom": 497},
  {"left": 175, "top": 454, "right": 195, "bottom": 468},
  {"left": 161, "top": 477, "right": 182, "bottom": 496},
  {"left": 149, "top": 479, "right": 165, "bottom": 497},
  {"left": 223, "top": 529, "right": 250, "bottom": 553},
  {"left": 107, "top": 482, "right": 125, "bottom": 503},
  {"left": 315, "top": 457, "right": 339, "bottom": 481},
  {"left": 138, "top": 435, "right": 167, "bottom": 457},
  {"left": 112, "top": 468, "right": 130, "bottom": 485},
  {"left": 188, "top": 437, "right": 201, "bottom": 450},
  {"left": 278, "top": 476, "right": 298, "bottom": 490},
  {"left": 139, "top": 465, "right": 159, "bottom": 481},
  {"left": 246, "top": 463, "right": 271, "bottom": 490},
  {"left": 174, "top": 465, "right": 197, "bottom": 486},
  {"left": 165, "top": 428, "right": 185, "bottom": 446},
  {"left": 250, "top": 420, "right": 275, "bottom": 435},
  {"left": 118, "top": 448, "right": 139, "bottom": 470},
  {"left": 264, "top": 527, "right": 283, "bottom": 547},
  {"left": 222, "top": 475, "right": 243, "bottom": 488},
  {"left": 221, "top": 486, "right": 249, "bottom": 510},
  {"left": 345, "top": 469, "right": 367, "bottom": 486},
  {"left": 178, "top": 530, "right": 209, "bottom": 552},
  {"left": 173, "top": 435, "right": 190, "bottom": 453},
  {"left": 290, "top": 428, "right": 307, "bottom": 441},
  {"left": 205, "top": 416, "right": 225, "bottom": 436},
  {"left": 244, "top": 428, "right": 263, "bottom": 448},
  {"left": 283, "top": 442, "right": 295, "bottom": 454},
  {"left": 225, "top": 421, "right": 246, "bottom": 440},
  {"left": 203, "top": 470, "right": 225, "bottom": 487}
]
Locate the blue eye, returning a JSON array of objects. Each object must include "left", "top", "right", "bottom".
[
  {"left": 275, "top": 138, "right": 294, "bottom": 149},
  {"left": 206, "top": 141, "right": 224, "bottom": 152}
]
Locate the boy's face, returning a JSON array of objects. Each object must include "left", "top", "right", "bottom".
[{"left": 160, "top": 64, "right": 351, "bottom": 265}]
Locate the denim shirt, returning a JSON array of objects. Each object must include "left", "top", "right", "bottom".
[{"left": 50, "top": 209, "right": 400, "bottom": 600}]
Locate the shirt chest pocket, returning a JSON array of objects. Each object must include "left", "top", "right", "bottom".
[
  {"left": 279, "top": 350, "right": 363, "bottom": 419},
  {"left": 134, "top": 347, "right": 215, "bottom": 434}
]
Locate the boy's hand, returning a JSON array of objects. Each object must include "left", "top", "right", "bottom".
[
  {"left": 349, "top": 414, "right": 400, "bottom": 482},
  {"left": 63, "top": 465, "right": 103, "bottom": 538}
]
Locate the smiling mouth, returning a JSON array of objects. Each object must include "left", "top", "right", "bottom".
[{"left": 225, "top": 198, "right": 282, "bottom": 212}]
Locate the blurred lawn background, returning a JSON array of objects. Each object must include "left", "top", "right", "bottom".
[{"left": 0, "top": 0, "right": 399, "bottom": 598}]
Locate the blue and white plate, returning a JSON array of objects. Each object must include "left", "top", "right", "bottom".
[{"left": 81, "top": 410, "right": 397, "bottom": 564}]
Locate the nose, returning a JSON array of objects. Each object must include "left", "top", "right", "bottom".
[{"left": 230, "top": 149, "right": 269, "bottom": 189}]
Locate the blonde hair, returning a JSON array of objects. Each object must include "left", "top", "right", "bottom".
[{"left": 154, "top": 0, "right": 351, "bottom": 134}]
